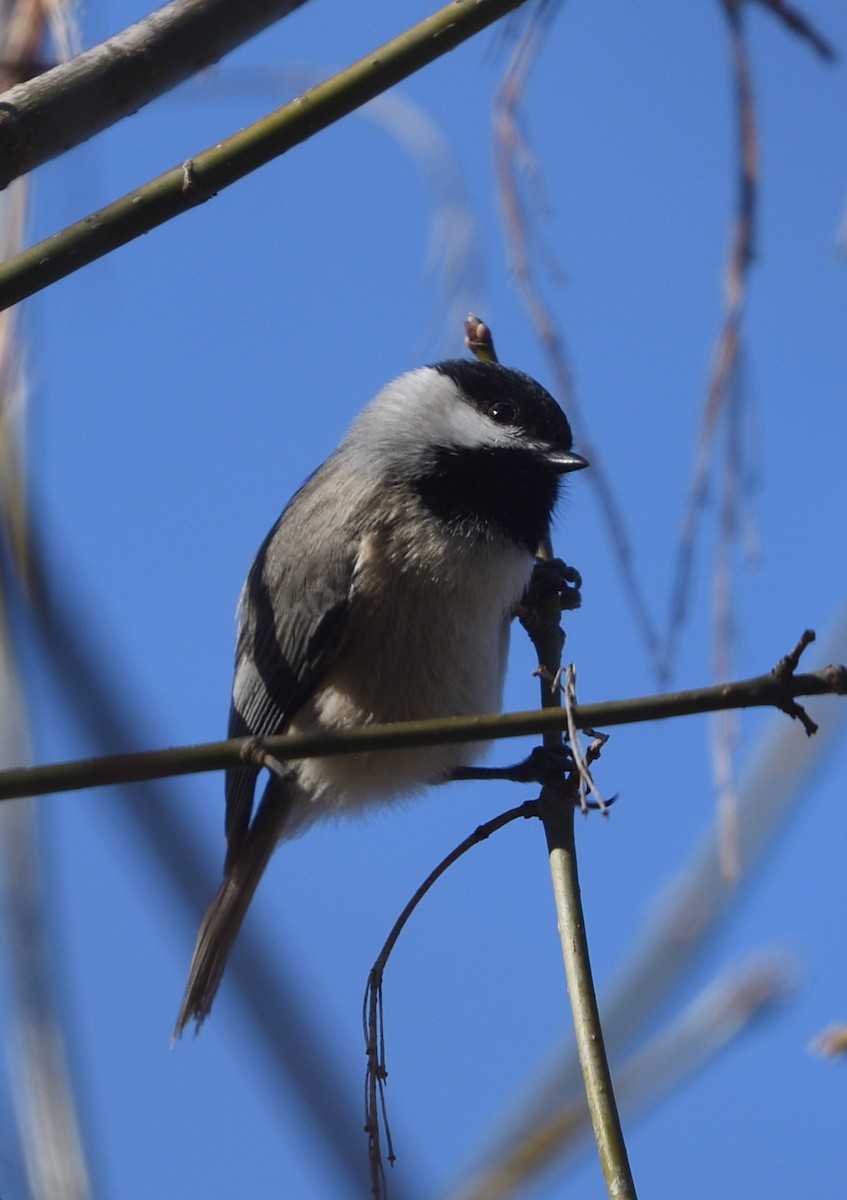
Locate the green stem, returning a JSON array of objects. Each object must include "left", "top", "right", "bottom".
[
  {"left": 0, "top": 0, "right": 528, "bottom": 311},
  {"left": 528, "top": 560, "right": 637, "bottom": 1199},
  {"left": 541, "top": 802, "right": 637, "bottom": 1198}
]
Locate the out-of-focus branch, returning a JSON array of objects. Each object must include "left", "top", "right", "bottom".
[
  {"left": 751, "top": 0, "right": 835, "bottom": 60},
  {"left": 0, "top": 804, "right": 92, "bottom": 1200},
  {"left": 665, "top": 0, "right": 758, "bottom": 674},
  {"left": 0, "top": 0, "right": 311, "bottom": 190},
  {"left": 495, "top": 2, "right": 834, "bottom": 686},
  {"left": 665, "top": 0, "right": 832, "bottom": 677},
  {"left": 450, "top": 952, "right": 791, "bottom": 1200},
  {"left": 493, "top": 3, "right": 666, "bottom": 678},
  {"left": 0, "top": 5, "right": 94, "bottom": 1195},
  {"left": 5, "top": 530, "right": 419, "bottom": 1200},
  {"left": 0, "top": 0, "right": 529, "bottom": 311},
  {"left": 0, "top": 648, "right": 843, "bottom": 803}
]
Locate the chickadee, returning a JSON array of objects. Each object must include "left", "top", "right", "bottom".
[{"left": 175, "top": 358, "right": 586, "bottom": 1036}]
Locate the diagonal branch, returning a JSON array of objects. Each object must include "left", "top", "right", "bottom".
[
  {"left": 750, "top": 0, "right": 836, "bottom": 60},
  {"left": 0, "top": 0, "right": 311, "bottom": 190},
  {"left": 0, "top": 0, "right": 529, "bottom": 311}
]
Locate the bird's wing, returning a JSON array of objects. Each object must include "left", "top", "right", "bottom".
[{"left": 224, "top": 490, "right": 358, "bottom": 864}]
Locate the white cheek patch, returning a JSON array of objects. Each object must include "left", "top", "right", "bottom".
[
  {"left": 435, "top": 392, "right": 520, "bottom": 451},
  {"left": 350, "top": 369, "right": 530, "bottom": 464}
]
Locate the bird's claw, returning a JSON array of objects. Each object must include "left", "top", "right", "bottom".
[
  {"left": 515, "top": 557, "right": 582, "bottom": 639},
  {"left": 451, "top": 745, "right": 575, "bottom": 788},
  {"left": 505, "top": 744, "right": 576, "bottom": 786},
  {"left": 528, "top": 557, "right": 582, "bottom": 610}
]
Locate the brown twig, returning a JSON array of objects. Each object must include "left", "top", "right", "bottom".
[
  {"left": 363, "top": 803, "right": 537, "bottom": 1198},
  {"left": 665, "top": 1, "right": 757, "bottom": 679},
  {"left": 493, "top": 4, "right": 666, "bottom": 679},
  {"left": 750, "top": 0, "right": 836, "bottom": 60},
  {"left": 771, "top": 629, "right": 819, "bottom": 734},
  {"left": 560, "top": 665, "right": 608, "bottom": 814}
]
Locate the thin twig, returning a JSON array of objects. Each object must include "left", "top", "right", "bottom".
[
  {"left": 665, "top": 1, "right": 757, "bottom": 677},
  {"left": 561, "top": 665, "right": 608, "bottom": 813},
  {"left": 525, "top": 535, "right": 637, "bottom": 1199},
  {"left": 0, "top": 0, "right": 530, "bottom": 311},
  {"left": 363, "top": 803, "right": 536, "bottom": 1197},
  {"left": 750, "top": 0, "right": 836, "bottom": 60},
  {"left": 0, "top": 648, "right": 841, "bottom": 803}
]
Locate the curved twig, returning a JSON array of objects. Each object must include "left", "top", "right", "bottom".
[{"left": 363, "top": 803, "right": 537, "bottom": 1198}]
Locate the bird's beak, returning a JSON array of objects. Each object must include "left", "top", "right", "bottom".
[{"left": 548, "top": 450, "right": 589, "bottom": 474}]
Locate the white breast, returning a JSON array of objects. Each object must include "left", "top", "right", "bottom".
[{"left": 285, "top": 522, "right": 534, "bottom": 827}]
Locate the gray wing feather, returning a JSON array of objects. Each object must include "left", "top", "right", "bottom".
[{"left": 224, "top": 466, "right": 358, "bottom": 863}]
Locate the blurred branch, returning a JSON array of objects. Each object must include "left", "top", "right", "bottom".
[
  {"left": 0, "top": 0, "right": 529, "bottom": 311},
  {"left": 666, "top": 0, "right": 832, "bottom": 674},
  {"left": 0, "top": 6, "right": 93, "bottom": 1193},
  {"left": 0, "top": 647, "right": 844, "bottom": 802},
  {"left": 750, "top": 0, "right": 835, "bottom": 59},
  {"left": 665, "top": 0, "right": 757, "bottom": 675},
  {"left": 0, "top": 804, "right": 92, "bottom": 1200},
  {"left": 0, "top": 0, "right": 311, "bottom": 189},
  {"left": 495, "top": 2, "right": 834, "bottom": 686},
  {"left": 493, "top": 3, "right": 667, "bottom": 679},
  {"left": 450, "top": 952, "right": 791, "bottom": 1200},
  {"left": 3, "top": 535, "right": 421, "bottom": 1200},
  {"left": 811, "top": 1023, "right": 847, "bottom": 1058}
]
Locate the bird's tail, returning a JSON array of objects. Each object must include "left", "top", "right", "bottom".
[{"left": 173, "top": 790, "right": 289, "bottom": 1039}]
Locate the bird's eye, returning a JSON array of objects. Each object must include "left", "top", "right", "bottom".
[{"left": 488, "top": 401, "right": 517, "bottom": 424}]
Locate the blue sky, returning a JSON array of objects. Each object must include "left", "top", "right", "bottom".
[{"left": 5, "top": 1, "right": 846, "bottom": 1197}]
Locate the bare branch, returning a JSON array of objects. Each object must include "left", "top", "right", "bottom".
[
  {"left": 450, "top": 952, "right": 792, "bottom": 1200},
  {"left": 0, "top": 0, "right": 310, "bottom": 190},
  {"left": 0, "top": 0, "right": 530, "bottom": 311},
  {"left": 0, "top": 650, "right": 843, "bottom": 804}
]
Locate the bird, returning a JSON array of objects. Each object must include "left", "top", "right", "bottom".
[{"left": 174, "top": 357, "right": 587, "bottom": 1037}]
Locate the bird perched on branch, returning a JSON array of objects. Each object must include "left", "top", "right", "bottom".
[{"left": 174, "top": 357, "right": 587, "bottom": 1037}]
